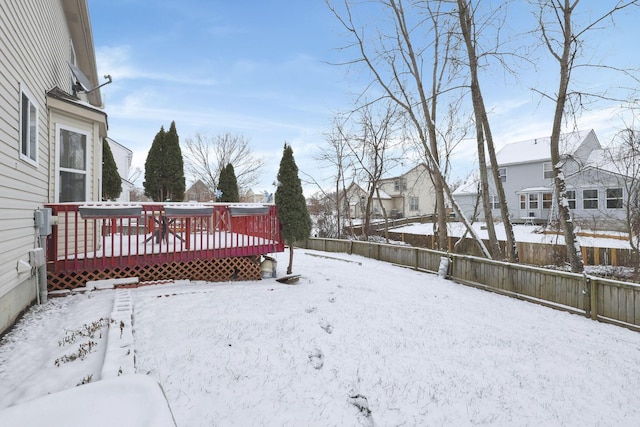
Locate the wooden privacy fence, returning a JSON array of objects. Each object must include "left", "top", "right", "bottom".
[
  {"left": 384, "top": 231, "right": 635, "bottom": 267},
  {"left": 304, "top": 237, "right": 640, "bottom": 332}
]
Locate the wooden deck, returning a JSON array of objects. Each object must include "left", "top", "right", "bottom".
[{"left": 45, "top": 203, "right": 284, "bottom": 289}]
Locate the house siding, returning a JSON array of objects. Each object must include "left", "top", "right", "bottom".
[
  {"left": 0, "top": 1, "right": 105, "bottom": 334},
  {"left": 378, "top": 164, "right": 436, "bottom": 217}
]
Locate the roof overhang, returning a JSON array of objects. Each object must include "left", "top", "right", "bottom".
[
  {"left": 47, "top": 87, "right": 108, "bottom": 138},
  {"left": 61, "top": 0, "right": 102, "bottom": 107}
]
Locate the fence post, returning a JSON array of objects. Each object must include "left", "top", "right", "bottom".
[
  {"left": 589, "top": 276, "right": 598, "bottom": 320},
  {"left": 414, "top": 248, "right": 419, "bottom": 270}
]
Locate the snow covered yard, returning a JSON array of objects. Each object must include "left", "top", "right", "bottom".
[{"left": 2, "top": 249, "right": 640, "bottom": 426}]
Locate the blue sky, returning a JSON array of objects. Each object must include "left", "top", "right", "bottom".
[{"left": 88, "top": 0, "right": 640, "bottom": 194}]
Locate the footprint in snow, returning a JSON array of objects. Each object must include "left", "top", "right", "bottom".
[
  {"left": 305, "top": 306, "right": 317, "bottom": 314},
  {"left": 319, "top": 319, "right": 333, "bottom": 334},
  {"left": 308, "top": 349, "right": 324, "bottom": 369}
]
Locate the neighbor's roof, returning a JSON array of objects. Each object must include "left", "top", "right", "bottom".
[
  {"left": 452, "top": 174, "right": 479, "bottom": 195},
  {"left": 496, "top": 130, "right": 592, "bottom": 166}
]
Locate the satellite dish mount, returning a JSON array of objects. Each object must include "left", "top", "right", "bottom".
[{"left": 67, "top": 61, "right": 112, "bottom": 96}]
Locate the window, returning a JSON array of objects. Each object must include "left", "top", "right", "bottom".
[
  {"left": 528, "top": 193, "right": 538, "bottom": 209},
  {"left": 606, "top": 188, "right": 623, "bottom": 209},
  {"left": 566, "top": 190, "right": 576, "bottom": 209},
  {"left": 542, "top": 193, "right": 553, "bottom": 209},
  {"left": 20, "top": 86, "right": 38, "bottom": 164},
  {"left": 490, "top": 195, "right": 500, "bottom": 209},
  {"left": 520, "top": 194, "right": 526, "bottom": 210},
  {"left": 583, "top": 189, "right": 598, "bottom": 209},
  {"left": 543, "top": 162, "right": 553, "bottom": 179},
  {"left": 394, "top": 178, "right": 407, "bottom": 191},
  {"left": 58, "top": 126, "right": 88, "bottom": 202},
  {"left": 498, "top": 167, "right": 507, "bottom": 183},
  {"left": 409, "top": 197, "right": 419, "bottom": 211}
]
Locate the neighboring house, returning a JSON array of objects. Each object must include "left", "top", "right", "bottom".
[
  {"left": 241, "top": 189, "right": 270, "bottom": 204},
  {"left": 106, "top": 137, "right": 134, "bottom": 202},
  {"left": 341, "top": 164, "right": 436, "bottom": 220},
  {"left": 377, "top": 164, "right": 436, "bottom": 218},
  {"left": 184, "top": 179, "right": 216, "bottom": 202},
  {"left": 453, "top": 129, "right": 631, "bottom": 230},
  {"left": 1, "top": 1, "right": 108, "bottom": 334},
  {"left": 340, "top": 182, "right": 391, "bottom": 220}
]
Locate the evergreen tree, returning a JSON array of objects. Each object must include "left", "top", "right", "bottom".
[
  {"left": 143, "top": 121, "right": 185, "bottom": 201},
  {"left": 102, "top": 138, "right": 122, "bottom": 201},
  {"left": 217, "top": 163, "right": 240, "bottom": 202},
  {"left": 275, "top": 143, "right": 312, "bottom": 274},
  {"left": 164, "top": 121, "right": 186, "bottom": 201},
  {"left": 144, "top": 126, "right": 166, "bottom": 201}
]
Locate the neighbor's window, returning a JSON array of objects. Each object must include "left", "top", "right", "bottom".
[
  {"left": 490, "top": 195, "right": 500, "bottom": 209},
  {"left": 542, "top": 192, "right": 553, "bottom": 209},
  {"left": 394, "top": 178, "right": 407, "bottom": 191},
  {"left": 498, "top": 167, "right": 507, "bottom": 183},
  {"left": 543, "top": 162, "right": 554, "bottom": 179},
  {"left": 528, "top": 193, "right": 539, "bottom": 209},
  {"left": 409, "top": 196, "right": 419, "bottom": 211},
  {"left": 606, "top": 188, "right": 623, "bottom": 209},
  {"left": 520, "top": 194, "right": 526, "bottom": 210},
  {"left": 566, "top": 190, "right": 576, "bottom": 209},
  {"left": 58, "top": 126, "right": 88, "bottom": 202},
  {"left": 20, "top": 86, "right": 38, "bottom": 164},
  {"left": 583, "top": 189, "right": 598, "bottom": 209}
]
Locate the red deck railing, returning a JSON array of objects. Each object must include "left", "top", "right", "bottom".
[{"left": 45, "top": 202, "right": 284, "bottom": 274}]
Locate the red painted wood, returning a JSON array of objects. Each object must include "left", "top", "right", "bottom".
[{"left": 45, "top": 203, "right": 285, "bottom": 274}]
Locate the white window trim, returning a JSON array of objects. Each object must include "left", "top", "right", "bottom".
[
  {"left": 528, "top": 193, "right": 539, "bottom": 209},
  {"left": 490, "top": 195, "right": 500, "bottom": 209},
  {"left": 565, "top": 189, "right": 576, "bottom": 210},
  {"left": 582, "top": 188, "right": 599, "bottom": 210},
  {"left": 498, "top": 167, "right": 507, "bottom": 183},
  {"left": 19, "top": 83, "right": 38, "bottom": 166},
  {"left": 606, "top": 187, "right": 623, "bottom": 210},
  {"left": 409, "top": 196, "right": 419, "bottom": 211},
  {"left": 55, "top": 123, "right": 91, "bottom": 203},
  {"left": 543, "top": 162, "right": 553, "bottom": 179}
]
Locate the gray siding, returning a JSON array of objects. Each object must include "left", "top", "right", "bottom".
[{"left": 0, "top": 1, "right": 102, "bottom": 333}]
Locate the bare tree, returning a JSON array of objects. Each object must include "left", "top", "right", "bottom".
[
  {"left": 183, "top": 133, "right": 265, "bottom": 194},
  {"left": 535, "top": 0, "right": 639, "bottom": 272},
  {"left": 327, "top": 0, "right": 491, "bottom": 258},
  {"left": 606, "top": 127, "right": 640, "bottom": 277},
  {"left": 347, "top": 100, "right": 404, "bottom": 241},
  {"left": 312, "top": 114, "right": 355, "bottom": 239},
  {"left": 455, "top": 0, "right": 519, "bottom": 262}
]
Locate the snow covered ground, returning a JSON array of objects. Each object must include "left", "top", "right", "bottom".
[
  {"left": 2, "top": 249, "right": 640, "bottom": 426},
  {"left": 393, "top": 222, "right": 631, "bottom": 249}
]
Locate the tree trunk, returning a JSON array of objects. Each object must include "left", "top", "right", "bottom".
[
  {"left": 376, "top": 187, "right": 390, "bottom": 243},
  {"left": 549, "top": 0, "right": 584, "bottom": 273},
  {"left": 456, "top": 0, "right": 517, "bottom": 261},
  {"left": 287, "top": 245, "right": 294, "bottom": 275}
]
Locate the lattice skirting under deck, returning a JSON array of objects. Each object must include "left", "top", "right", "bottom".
[{"left": 47, "top": 256, "right": 261, "bottom": 291}]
